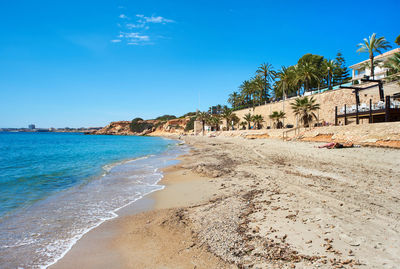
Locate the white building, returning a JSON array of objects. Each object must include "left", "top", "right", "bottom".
[{"left": 349, "top": 48, "right": 400, "bottom": 83}]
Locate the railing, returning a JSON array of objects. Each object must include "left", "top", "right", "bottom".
[
  {"left": 335, "top": 96, "right": 400, "bottom": 125},
  {"left": 282, "top": 126, "right": 302, "bottom": 140}
]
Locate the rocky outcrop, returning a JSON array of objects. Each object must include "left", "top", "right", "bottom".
[
  {"left": 90, "top": 121, "right": 133, "bottom": 135},
  {"left": 89, "top": 117, "right": 192, "bottom": 136}
]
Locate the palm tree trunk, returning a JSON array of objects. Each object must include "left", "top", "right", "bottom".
[
  {"left": 264, "top": 76, "right": 267, "bottom": 101},
  {"left": 282, "top": 87, "right": 286, "bottom": 127},
  {"left": 370, "top": 53, "right": 374, "bottom": 79}
]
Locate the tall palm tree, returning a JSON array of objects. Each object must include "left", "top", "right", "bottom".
[
  {"left": 241, "top": 78, "right": 260, "bottom": 110},
  {"left": 231, "top": 114, "right": 240, "bottom": 130},
  {"left": 275, "top": 66, "right": 296, "bottom": 98},
  {"left": 243, "top": 113, "right": 252, "bottom": 130},
  {"left": 250, "top": 75, "right": 265, "bottom": 106},
  {"left": 257, "top": 63, "right": 276, "bottom": 101},
  {"left": 275, "top": 66, "right": 297, "bottom": 126},
  {"left": 324, "top": 59, "right": 336, "bottom": 90},
  {"left": 196, "top": 111, "right": 209, "bottom": 135},
  {"left": 360, "top": 59, "right": 383, "bottom": 71},
  {"left": 221, "top": 107, "right": 233, "bottom": 131},
  {"left": 297, "top": 61, "right": 320, "bottom": 93},
  {"left": 290, "top": 96, "right": 320, "bottom": 128},
  {"left": 251, "top": 114, "right": 264, "bottom": 129},
  {"left": 269, "top": 111, "right": 286, "bottom": 129},
  {"left": 239, "top": 80, "right": 252, "bottom": 107},
  {"left": 228, "top": 91, "right": 240, "bottom": 109},
  {"left": 357, "top": 33, "right": 392, "bottom": 79}
]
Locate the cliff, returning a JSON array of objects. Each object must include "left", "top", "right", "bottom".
[{"left": 89, "top": 117, "right": 192, "bottom": 136}]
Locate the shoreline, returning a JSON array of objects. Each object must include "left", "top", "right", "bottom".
[
  {"left": 52, "top": 135, "right": 400, "bottom": 268},
  {"left": 43, "top": 139, "right": 185, "bottom": 269},
  {"left": 50, "top": 148, "right": 229, "bottom": 269}
]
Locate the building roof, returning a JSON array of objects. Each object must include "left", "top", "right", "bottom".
[{"left": 349, "top": 48, "right": 400, "bottom": 69}]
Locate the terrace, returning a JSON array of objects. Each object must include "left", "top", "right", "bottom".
[{"left": 335, "top": 79, "right": 400, "bottom": 125}]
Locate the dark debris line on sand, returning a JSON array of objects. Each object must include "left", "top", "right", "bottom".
[{"left": 178, "top": 137, "right": 375, "bottom": 268}]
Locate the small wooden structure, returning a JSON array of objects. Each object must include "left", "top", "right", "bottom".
[
  {"left": 335, "top": 79, "right": 400, "bottom": 125},
  {"left": 335, "top": 96, "right": 400, "bottom": 125}
]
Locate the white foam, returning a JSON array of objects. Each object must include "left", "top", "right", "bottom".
[
  {"left": 102, "top": 155, "right": 150, "bottom": 172},
  {"left": 41, "top": 148, "right": 183, "bottom": 269}
]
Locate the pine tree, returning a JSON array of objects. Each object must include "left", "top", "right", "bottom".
[{"left": 333, "top": 52, "right": 351, "bottom": 85}]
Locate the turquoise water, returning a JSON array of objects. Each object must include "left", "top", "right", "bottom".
[{"left": 0, "top": 132, "right": 185, "bottom": 268}]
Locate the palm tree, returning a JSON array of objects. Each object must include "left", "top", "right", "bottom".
[
  {"left": 360, "top": 59, "right": 383, "bottom": 72},
  {"left": 395, "top": 35, "right": 400, "bottom": 46},
  {"left": 228, "top": 91, "right": 240, "bottom": 109},
  {"left": 243, "top": 113, "right": 252, "bottom": 130},
  {"left": 275, "top": 66, "right": 296, "bottom": 98},
  {"left": 297, "top": 61, "right": 320, "bottom": 93},
  {"left": 384, "top": 53, "right": 400, "bottom": 73},
  {"left": 221, "top": 107, "right": 233, "bottom": 131},
  {"left": 275, "top": 66, "right": 297, "bottom": 126},
  {"left": 239, "top": 80, "right": 253, "bottom": 107},
  {"left": 290, "top": 96, "right": 320, "bottom": 128},
  {"left": 324, "top": 59, "right": 336, "bottom": 90},
  {"left": 251, "top": 114, "right": 264, "bottom": 129},
  {"left": 251, "top": 75, "right": 266, "bottom": 106},
  {"left": 207, "top": 115, "right": 222, "bottom": 131},
  {"left": 231, "top": 114, "right": 240, "bottom": 130},
  {"left": 269, "top": 111, "right": 286, "bottom": 129},
  {"left": 239, "top": 121, "right": 247, "bottom": 130},
  {"left": 357, "top": 33, "right": 392, "bottom": 79},
  {"left": 241, "top": 78, "right": 262, "bottom": 110},
  {"left": 196, "top": 111, "right": 209, "bottom": 135},
  {"left": 257, "top": 63, "right": 276, "bottom": 101},
  {"left": 384, "top": 53, "right": 400, "bottom": 84}
]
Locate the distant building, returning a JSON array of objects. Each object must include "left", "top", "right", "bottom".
[
  {"left": 28, "top": 124, "right": 35, "bottom": 129},
  {"left": 350, "top": 48, "right": 400, "bottom": 83}
]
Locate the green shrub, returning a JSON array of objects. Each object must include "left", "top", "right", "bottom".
[
  {"left": 130, "top": 118, "right": 154, "bottom": 133},
  {"left": 184, "top": 116, "right": 196, "bottom": 131},
  {"left": 169, "top": 124, "right": 183, "bottom": 129},
  {"left": 180, "top": 112, "right": 196, "bottom": 118},
  {"left": 155, "top": 115, "right": 176, "bottom": 121},
  {"left": 154, "top": 121, "right": 165, "bottom": 129}
]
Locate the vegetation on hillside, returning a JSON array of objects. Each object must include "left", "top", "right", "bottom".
[
  {"left": 184, "top": 116, "right": 196, "bottom": 131},
  {"left": 130, "top": 118, "right": 154, "bottom": 133},
  {"left": 155, "top": 115, "right": 177, "bottom": 121},
  {"left": 225, "top": 53, "right": 351, "bottom": 111}
]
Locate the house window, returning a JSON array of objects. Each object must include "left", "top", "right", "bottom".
[{"left": 356, "top": 69, "right": 365, "bottom": 76}]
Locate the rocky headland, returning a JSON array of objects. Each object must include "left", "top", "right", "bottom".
[{"left": 88, "top": 117, "right": 192, "bottom": 136}]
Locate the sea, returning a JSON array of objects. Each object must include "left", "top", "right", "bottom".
[{"left": 0, "top": 132, "right": 186, "bottom": 268}]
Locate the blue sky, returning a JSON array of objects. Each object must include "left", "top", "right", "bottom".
[{"left": 1, "top": 0, "right": 399, "bottom": 128}]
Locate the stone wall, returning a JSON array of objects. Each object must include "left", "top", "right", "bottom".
[{"left": 230, "top": 81, "right": 400, "bottom": 129}]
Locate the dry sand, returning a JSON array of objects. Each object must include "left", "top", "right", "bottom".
[{"left": 52, "top": 135, "right": 400, "bottom": 269}]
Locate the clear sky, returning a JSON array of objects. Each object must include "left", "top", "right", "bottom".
[{"left": 1, "top": 0, "right": 399, "bottom": 128}]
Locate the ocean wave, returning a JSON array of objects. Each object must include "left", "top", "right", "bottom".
[
  {"left": 0, "top": 141, "right": 188, "bottom": 269},
  {"left": 102, "top": 155, "right": 152, "bottom": 173}
]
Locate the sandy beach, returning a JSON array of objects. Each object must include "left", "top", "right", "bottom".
[{"left": 52, "top": 135, "right": 400, "bottom": 268}]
